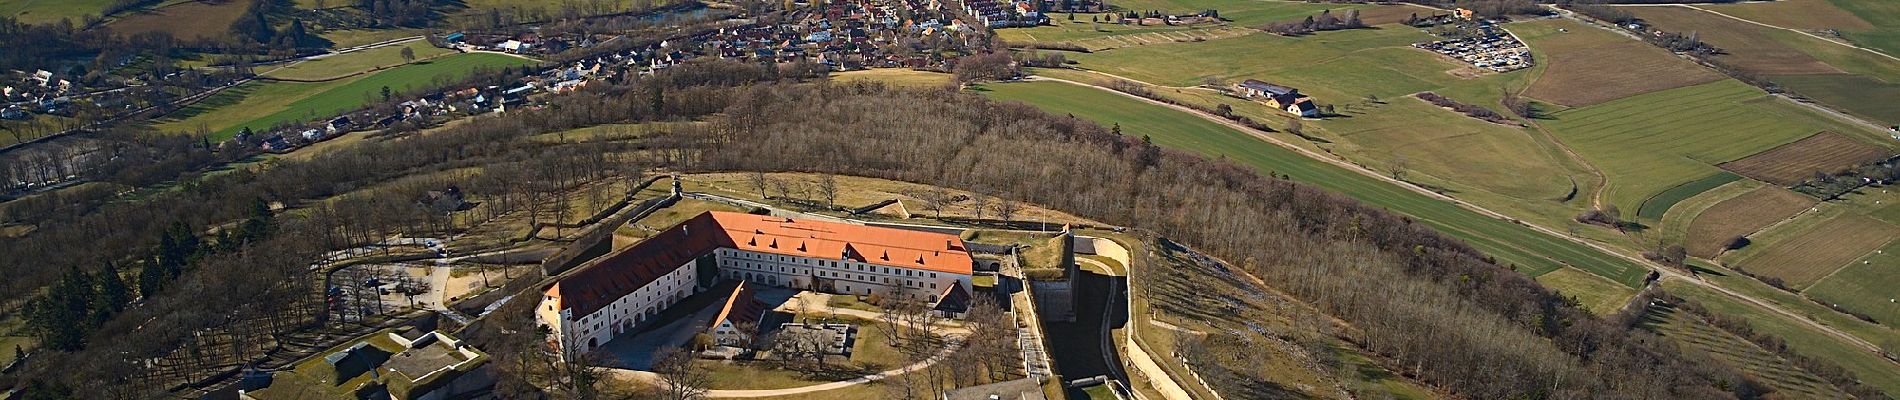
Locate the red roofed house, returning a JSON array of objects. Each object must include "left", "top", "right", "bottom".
[
  {"left": 537, "top": 211, "right": 975, "bottom": 354},
  {"left": 709, "top": 281, "right": 770, "bottom": 347}
]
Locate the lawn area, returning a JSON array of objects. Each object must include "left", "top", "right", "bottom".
[
  {"left": 0, "top": 0, "right": 114, "bottom": 24},
  {"left": 262, "top": 40, "right": 454, "bottom": 81},
  {"left": 1535, "top": 267, "right": 1636, "bottom": 316},
  {"left": 1661, "top": 280, "right": 1900, "bottom": 395},
  {"left": 698, "top": 317, "right": 916, "bottom": 390},
  {"left": 1539, "top": 80, "right": 1867, "bottom": 214},
  {"left": 1805, "top": 241, "right": 1900, "bottom": 331},
  {"left": 1639, "top": 302, "right": 1849, "bottom": 399},
  {"left": 626, "top": 198, "right": 749, "bottom": 237},
  {"left": 1636, "top": 172, "right": 1741, "bottom": 221},
  {"left": 829, "top": 69, "right": 952, "bottom": 88},
  {"left": 154, "top": 52, "right": 534, "bottom": 140},
  {"left": 977, "top": 80, "right": 1652, "bottom": 286}
]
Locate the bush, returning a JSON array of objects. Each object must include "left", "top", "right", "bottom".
[{"left": 1723, "top": 236, "right": 1750, "bottom": 251}]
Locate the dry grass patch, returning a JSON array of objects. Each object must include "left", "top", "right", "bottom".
[
  {"left": 1624, "top": 6, "right": 1843, "bottom": 75},
  {"left": 104, "top": 0, "right": 253, "bottom": 41},
  {"left": 1519, "top": 19, "right": 1722, "bottom": 107},
  {"left": 1717, "top": 131, "right": 1892, "bottom": 186},
  {"left": 1732, "top": 215, "right": 1899, "bottom": 289},
  {"left": 1685, "top": 187, "right": 1815, "bottom": 257}
]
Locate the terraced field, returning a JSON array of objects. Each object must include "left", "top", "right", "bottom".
[
  {"left": 1662, "top": 281, "right": 1900, "bottom": 395},
  {"left": 978, "top": 80, "right": 1651, "bottom": 286},
  {"left": 1640, "top": 303, "right": 1850, "bottom": 399}
]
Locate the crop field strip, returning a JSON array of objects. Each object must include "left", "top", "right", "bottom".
[
  {"left": 1636, "top": 172, "right": 1741, "bottom": 221},
  {"left": 1702, "top": 0, "right": 1874, "bottom": 31},
  {"left": 1731, "top": 215, "right": 1899, "bottom": 289},
  {"left": 1622, "top": 5, "right": 1843, "bottom": 76},
  {"left": 979, "top": 81, "right": 1652, "bottom": 286},
  {"left": 1804, "top": 241, "right": 1900, "bottom": 330},
  {"left": 1517, "top": 19, "right": 1723, "bottom": 107},
  {"left": 1717, "top": 131, "right": 1894, "bottom": 186},
  {"left": 1640, "top": 303, "right": 1851, "bottom": 399},
  {"left": 1684, "top": 186, "right": 1816, "bottom": 258},
  {"left": 1541, "top": 80, "right": 1829, "bottom": 213}
]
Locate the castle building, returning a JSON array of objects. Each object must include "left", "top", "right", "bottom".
[{"left": 536, "top": 211, "right": 975, "bottom": 352}]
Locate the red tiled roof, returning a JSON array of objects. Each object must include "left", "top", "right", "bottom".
[
  {"left": 710, "top": 281, "right": 769, "bottom": 330},
  {"left": 547, "top": 211, "right": 974, "bottom": 318}
]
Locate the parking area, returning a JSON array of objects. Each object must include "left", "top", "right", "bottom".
[{"left": 1414, "top": 21, "right": 1533, "bottom": 72}]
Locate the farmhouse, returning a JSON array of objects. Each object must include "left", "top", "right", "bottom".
[
  {"left": 1234, "top": 79, "right": 1320, "bottom": 118},
  {"left": 537, "top": 211, "right": 975, "bottom": 353},
  {"left": 708, "top": 281, "right": 771, "bottom": 346}
]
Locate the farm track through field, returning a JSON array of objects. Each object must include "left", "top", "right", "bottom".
[{"left": 1021, "top": 75, "right": 1900, "bottom": 365}]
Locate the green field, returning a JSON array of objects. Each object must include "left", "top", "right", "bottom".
[
  {"left": 978, "top": 80, "right": 1651, "bottom": 286},
  {"left": 0, "top": 0, "right": 114, "bottom": 24},
  {"left": 1663, "top": 280, "right": 1900, "bottom": 395},
  {"left": 997, "top": 1, "right": 1363, "bottom": 43},
  {"left": 261, "top": 40, "right": 454, "bottom": 81},
  {"left": 1640, "top": 303, "right": 1849, "bottom": 399},
  {"left": 1806, "top": 241, "right": 1900, "bottom": 331},
  {"left": 1826, "top": 0, "right": 1900, "bottom": 58},
  {"left": 156, "top": 52, "right": 534, "bottom": 140},
  {"left": 1774, "top": 74, "right": 1900, "bottom": 126},
  {"left": 1636, "top": 172, "right": 1742, "bottom": 221},
  {"left": 1060, "top": 28, "right": 1442, "bottom": 96},
  {"left": 1540, "top": 80, "right": 1870, "bottom": 214}
]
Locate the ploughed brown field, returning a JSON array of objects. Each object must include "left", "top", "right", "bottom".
[
  {"left": 1734, "top": 215, "right": 1899, "bottom": 289},
  {"left": 1623, "top": 5, "right": 1842, "bottom": 76},
  {"left": 1520, "top": 19, "right": 1723, "bottom": 107},
  {"left": 1717, "top": 131, "right": 1892, "bottom": 185},
  {"left": 1685, "top": 187, "right": 1815, "bottom": 257}
]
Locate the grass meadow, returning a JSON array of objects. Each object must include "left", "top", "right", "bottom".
[
  {"left": 261, "top": 40, "right": 455, "bottom": 81},
  {"left": 1730, "top": 215, "right": 1897, "bottom": 289},
  {"left": 1805, "top": 241, "right": 1900, "bottom": 332},
  {"left": 1636, "top": 172, "right": 1740, "bottom": 221},
  {"left": 0, "top": 0, "right": 116, "bottom": 24},
  {"left": 1776, "top": 74, "right": 1900, "bottom": 126},
  {"left": 155, "top": 52, "right": 534, "bottom": 140},
  {"left": 1539, "top": 80, "right": 1864, "bottom": 214},
  {"left": 976, "top": 80, "right": 1652, "bottom": 286},
  {"left": 101, "top": 0, "right": 253, "bottom": 41}
]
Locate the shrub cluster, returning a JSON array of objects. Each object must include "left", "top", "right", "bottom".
[{"left": 1415, "top": 92, "right": 1518, "bottom": 125}]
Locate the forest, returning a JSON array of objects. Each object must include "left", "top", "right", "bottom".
[{"left": 0, "top": 59, "right": 1782, "bottom": 398}]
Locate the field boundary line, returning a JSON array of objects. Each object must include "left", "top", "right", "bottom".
[
  {"left": 1021, "top": 74, "right": 1897, "bottom": 362},
  {"left": 1800, "top": 237, "right": 1898, "bottom": 295}
]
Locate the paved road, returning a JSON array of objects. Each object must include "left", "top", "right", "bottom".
[{"left": 1021, "top": 75, "right": 1898, "bottom": 363}]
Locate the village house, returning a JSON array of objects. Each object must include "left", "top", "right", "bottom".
[
  {"left": 1234, "top": 79, "right": 1319, "bottom": 118},
  {"left": 537, "top": 211, "right": 975, "bottom": 354}
]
